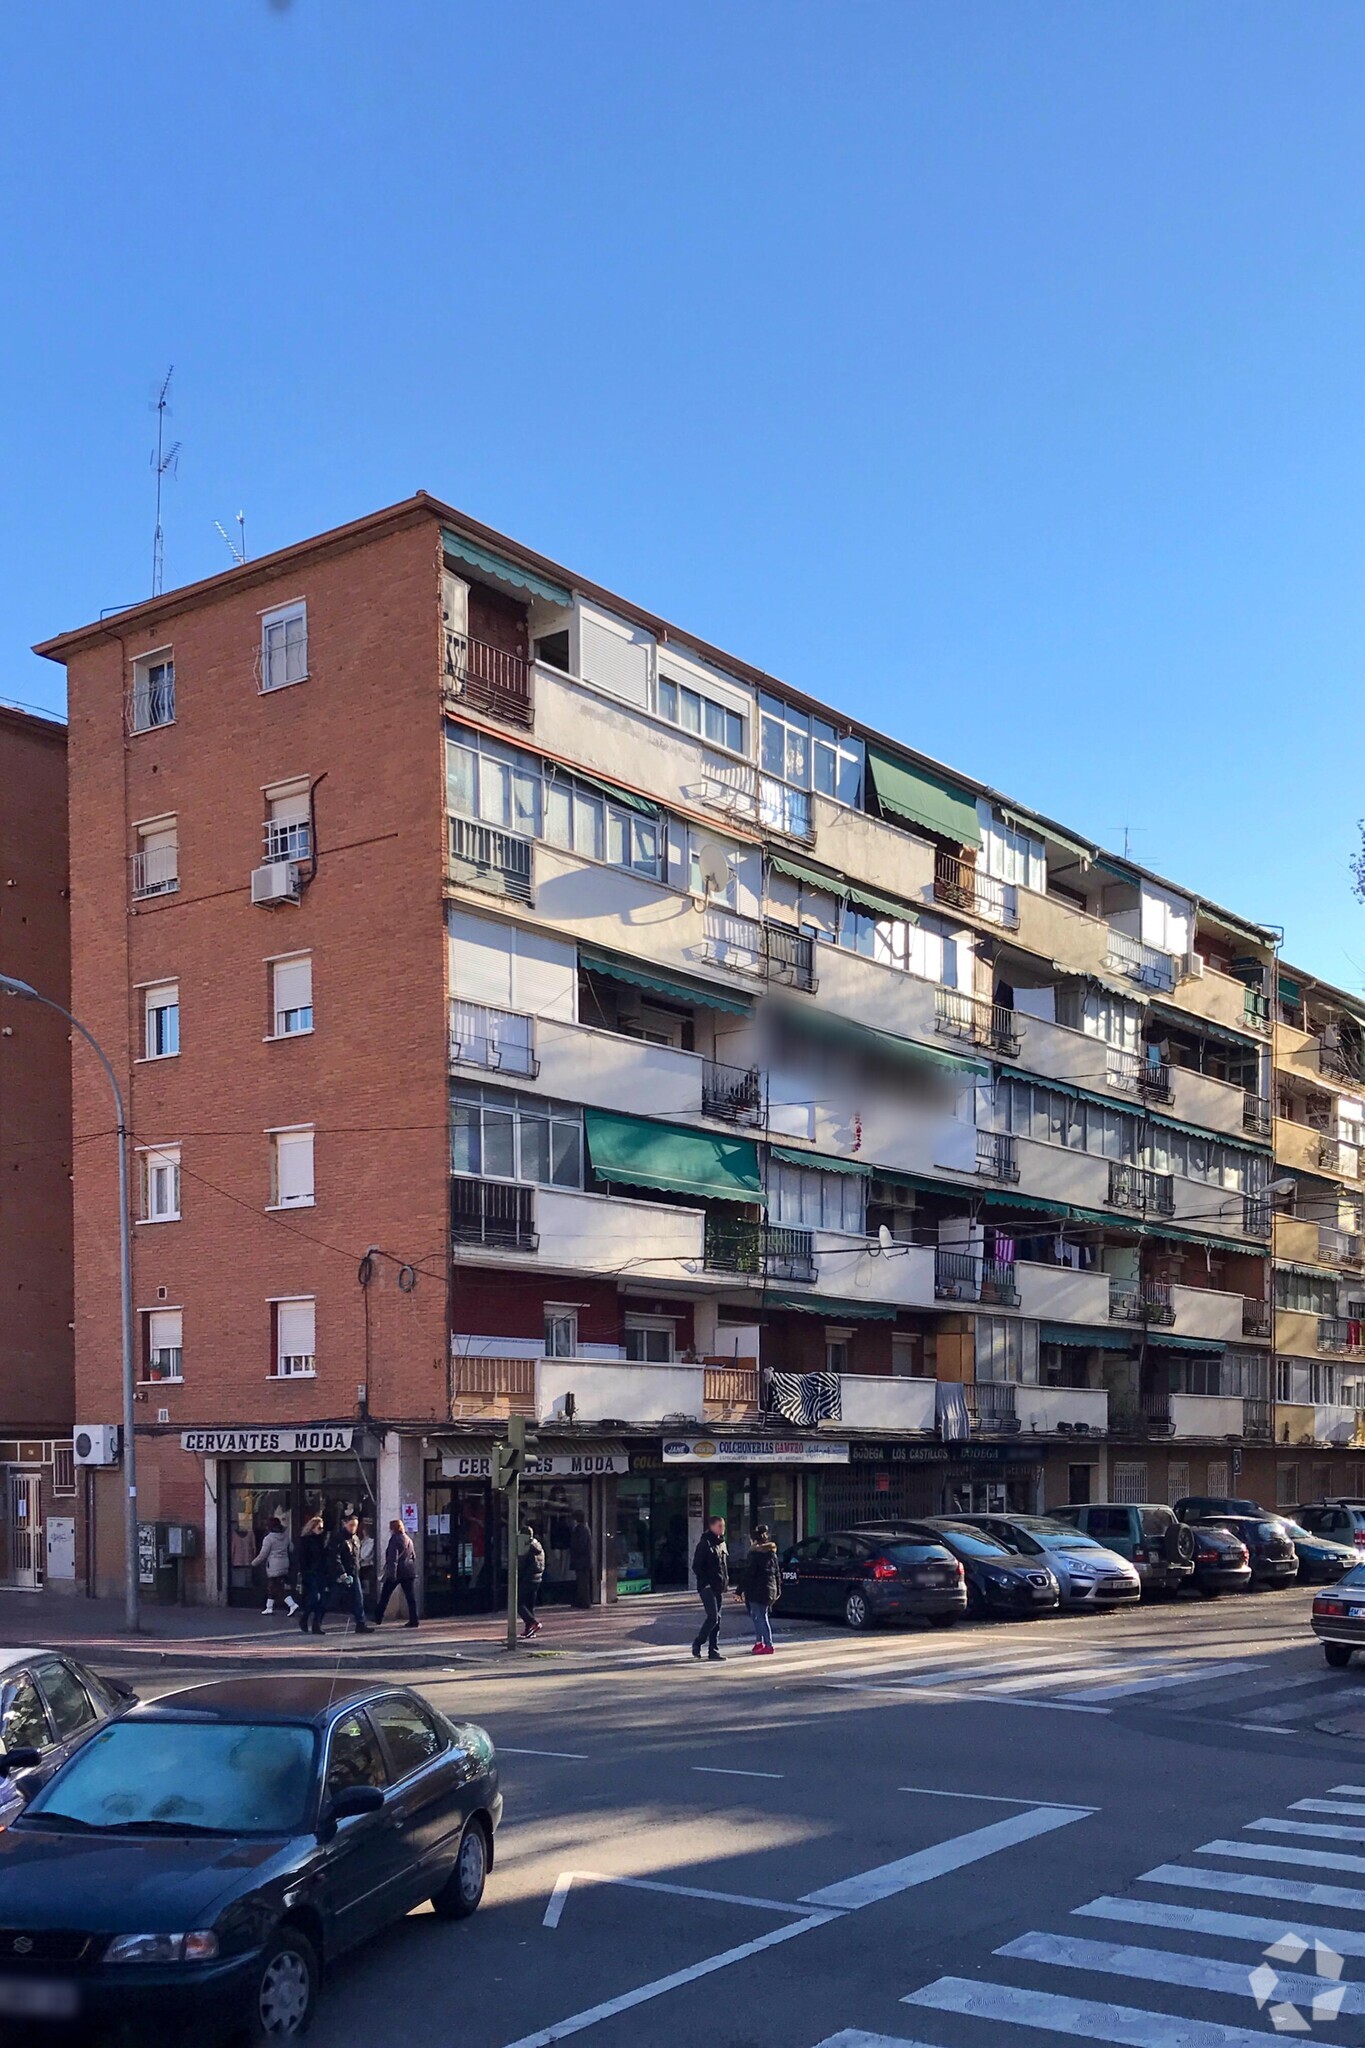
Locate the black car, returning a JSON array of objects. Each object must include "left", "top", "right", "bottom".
[
  {"left": 919, "top": 1520, "right": 1060, "bottom": 1617},
  {"left": 1187, "top": 1522, "right": 1252, "bottom": 1598},
  {"left": 0, "top": 1652, "right": 137, "bottom": 1827},
  {"left": 1174, "top": 1495, "right": 1265, "bottom": 1522},
  {"left": 1195, "top": 1514, "right": 1298, "bottom": 1588},
  {"left": 1312, "top": 1564, "right": 1365, "bottom": 1666},
  {"left": 0, "top": 1676, "right": 501, "bottom": 2044},
  {"left": 779, "top": 1527, "right": 966, "bottom": 1630}
]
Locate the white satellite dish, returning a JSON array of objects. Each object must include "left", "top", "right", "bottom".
[
  {"left": 695, "top": 839, "right": 731, "bottom": 895},
  {"left": 878, "top": 1223, "right": 894, "bottom": 1253}
]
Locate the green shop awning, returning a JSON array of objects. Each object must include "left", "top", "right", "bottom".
[
  {"left": 584, "top": 1108, "right": 762, "bottom": 1202},
  {"left": 768, "top": 853, "right": 919, "bottom": 926},
  {"left": 557, "top": 765, "right": 657, "bottom": 817},
  {"left": 578, "top": 947, "right": 750, "bottom": 1016},
  {"left": 442, "top": 530, "right": 572, "bottom": 609},
  {"left": 769, "top": 1144, "right": 871, "bottom": 1178},
  {"left": 766, "top": 1292, "right": 896, "bottom": 1321},
  {"left": 867, "top": 743, "right": 981, "bottom": 849},
  {"left": 1040, "top": 1324, "right": 1135, "bottom": 1351}
]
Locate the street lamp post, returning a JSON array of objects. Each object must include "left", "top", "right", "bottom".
[{"left": 0, "top": 972, "right": 139, "bottom": 1631}]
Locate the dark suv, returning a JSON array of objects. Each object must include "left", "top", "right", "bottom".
[{"left": 1050, "top": 1503, "right": 1195, "bottom": 1595}]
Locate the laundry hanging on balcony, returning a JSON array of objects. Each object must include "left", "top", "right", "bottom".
[
  {"left": 935, "top": 1382, "right": 970, "bottom": 1442},
  {"left": 766, "top": 1370, "right": 842, "bottom": 1427}
]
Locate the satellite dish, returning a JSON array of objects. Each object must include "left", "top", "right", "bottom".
[
  {"left": 695, "top": 839, "right": 730, "bottom": 895},
  {"left": 878, "top": 1223, "right": 894, "bottom": 1253}
]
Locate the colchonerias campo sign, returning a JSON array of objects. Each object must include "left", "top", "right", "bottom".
[
  {"left": 662, "top": 1437, "right": 849, "bottom": 1465},
  {"left": 181, "top": 1428, "right": 357, "bottom": 1456}
]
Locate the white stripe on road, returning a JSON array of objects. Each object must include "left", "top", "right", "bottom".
[
  {"left": 826, "top": 1681, "right": 1111, "bottom": 1714},
  {"left": 1142, "top": 1861, "right": 1365, "bottom": 1913},
  {"left": 500, "top": 1747, "right": 590, "bottom": 1760},
  {"left": 1330, "top": 1783, "right": 1365, "bottom": 1796},
  {"left": 542, "top": 1870, "right": 813, "bottom": 1927},
  {"left": 1248, "top": 1817, "right": 1365, "bottom": 1844},
  {"left": 1077, "top": 1892, "right": 1365, "bottom": 1958},
  {"left": 1200, "top": 1837, "right": 1365, "bottom": 1876},
  {"left": 905, "top": 1976, "right": 1290, "bottom": 2045},
  {"left": 1292, "top": 1796, "right": 1365, "bottom": 1816},
  {"left": 812, "top": 2035, "right": 942, "bottom": 2048},
  {"left": 693, "top": 1767, "right": 785, "bottom": 1780},
  {"left": 996, "top": 1928, "right": 1363, "bottom": 2014},
  {"left": 898, "top": 1785, "right": 1097, "bottom": 1810},
  {"left": 1064, "top": 1660, "right": 1254, "bottom": 1703},
  {"left": 970, "top": 1663, "right": 1147, "bottom": 1694},
  {"left": 801, "top": 1803, "right": 1089, "bottom": 1910}
]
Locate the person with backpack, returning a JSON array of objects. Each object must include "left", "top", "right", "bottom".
[
  {"left": 252, "top": 1516, "right": 297, "bottom": 1617},
  {"left": 690, "top": 1515, "right": 729, "bottom": 1661},
  {"left": 374, "top": 1517, "right": 420, "bottom": 1627},
  {"left": 518, "top": 1523, "right": 545, "bottom": 1638},
  {"left": 738, "top": 1524, "right": 781, "bottom": 1655}
]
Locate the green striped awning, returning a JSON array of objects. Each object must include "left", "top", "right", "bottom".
[
  {"left": 558, "top": 766, "right": 657, "bottom": 816},
  {"left": 976, "top": 1190, "right": 1074, "bottom": 1219},
  {"left": 769, "top": 1144, "right": 871, "bottom": 1178},
  {"left": 866, "top": 744, "right": 981, "bottom": 848},
  {"left": 583, "top": 1108, "right": 762, "bottom": 1203},
  {"left": 1040, "top": 1324, "right": 1135, "bottom": 1351},
  {"left": 442, "top": 529, "right": 572, "bottom": 608},
  {"left": 578, "top": 947, "right": 750, "bottom": 1016},
  {"left": 1146, "top": 1333, "right": 1228, "bottom": 1355},
  {"left": 766, "top": 1292, "right": 896, "bottom": 1321},
  {"left": 767, "top": 854, "right": 919, "bottom": 926}
]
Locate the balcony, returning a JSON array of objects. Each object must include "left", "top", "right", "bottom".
[
  {"left": 703, "top": 1216, "right": 817, "bottom": 1283},
  {"left": 703, "top": 1365, "right": 761, "bottom": 1420},
  {"left": 975, "top": 1130, "right": 1020, "bottom": 1183},
  {"left": 538, "top": 1359, "right": 704, "bottom": 1426},
  {"left": 450, "top": 1179, "right": 538, "bottom": 1252},
  {"left": 1109, "top": 1279, "right": 1175, "bottom": 1326},
  {"left": 1243, "top": 1397, "right": 1273, "bottom": 1442},
  {"left": 1321, "top": 1223, "right": 1365, "bottom": 1266},
  {"left": 1168, "top": 1283, "right": 1246, "bottom": 1344},
  {"left": 1169, "top": 1392, "right": 1247, "bottom": 1439},
  {"left": 1318, "top": 1036, "right": 1365, "bottom": 1087},
  {"left": 1016, "top": 1385, "right": 1110, "bottom": 1435},
  {"left": 451, "top": 1356, "right": 537, "bottom": 1421},
  {"left": 836, "top": 1375, "right": 938, "bottom": 1432},
  {"left": 1243, "top": 987, "right": 1272, "bottom": 1034},
  {"left": 762, "top": 920, "right": 818, "bottom": 992},
  {"left": 964, "top": 1382, "right": 1022, "bottom": 1433},
  {"left": 127, "top": 668, "right": 174, "bottom": 733},
  {"left": 1243, "top": 1094, "right": 1273, "bottom": 1138},
  {"left": 1107, "top": 1163, "right": 1175, "bottom": 1215},
  {"left": 1317, "top": 1317, "right": 1365, "bottom": 1356},
  {"left": 1242, "top": 1195, "right": 1272, "bottom": 1238},
  {"left": 448, "top": 815, "right": 534, "bottom": 905},
  {"left": 933, "top": 1249, "right": 1019, "bottom": 1306},
  {"left": 934, "top": 853, "right": 1018, "bottom": 929},
  {"left": 1104, "top": 929, "right": 1177, "bottom": 993},
  {"left": 1242, "top": 1299, "right": 1272, "bottom": 1339},
  {"left": 132, "top": 842, "right": 178, "bottom": 899},
  {"left": 1106, "top": 1051, "right": 1174, "bottom": 1105},
  {"left": 701, "top": 1059, "right": 764, "bottom": 1128},
  {"left": 935, "top": 987, "right": 1023, "bottom": 1058},
  {"left": 449, "top": 1000, "right": 537, "bottom": 1079},
  {"left": 444, "top": 630, "right": 533, "bottom": 728}
]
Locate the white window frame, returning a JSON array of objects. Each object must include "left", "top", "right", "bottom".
[
  {"left": 138, "top": 1145, "right": 181, "bottom": 1224},
  {"left": 624, "top": 1315, "right": 675, "bottom": 1364},
  {"left": 141, "top": 982, "right": 180, "bottom": 1061},
  {"left": 267, "top": 953, "right": 313, "bottom": 1039},
  {"left": 271, "top": 1297, "right": 316, "bottom": 1379},
  {"left": 260, "top": 600, "right": 308, "bottom": 692},
  {"left": 268, "top": 1126, "right": 315, "bottom": 1211},
  {"left": 824, "top": 1328, "right": 853, "bottom": 1375},
  {"left": 544, "top": 1306, "right": 579, "bottom": 1358},
  {"left": 132, "top": 815, "right": 179, "bottom": 899},
  {"left": 769, "top": 1162, "right": 866, "bottom": 1236},
  {"left": 657, "top": 673, "right": 746, "bottom": 756},
  {"left": 141, "top": 1307, "right": 183, "bottom": 1384},
  {"left": 263, "top": 778, "right": 312, "bottom": 864},
  {"left": 129, "top": 648, "right": 175, "bottom": 734}
]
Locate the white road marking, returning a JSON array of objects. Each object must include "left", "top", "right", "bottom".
[
  {"left": 1142, "top": 1860, "right": 1365, "bottom": 1913},
  {"left": 500, "top": 1747, "right": 590, "bottom": 1760},
  {"left": 898, "top": 1785, "right": 1097, "bottom": 1810},
  {"left": 1248, "top": 1816, "right": 1365, "bottom": 1844},
  {"left": 542, "top": 1869, "right": 814, "bottom": 1928},
  {"left": 1330, "top": 1783, "right": 1365, "bottom": 1796},
  {"left": 1077, "top": 1891, "right": 1365, "bottom": 1957},
  {"left": 996, "top": 1927, "right": 1364, "bottom": 2013},
  {"left": 1200, "top": 1837, "right": 1365, "bottom": 1876},
  {"left": 1064, "top": 1659, "right": 1254, "bottom": 1703},
  {"left": 1292, "top": 1796, "right": 1365, "bottom": 1816},
  {"left": 970, "top": 1662, "right": 1144, "bottom": 1694},
  {"left": 812, "top": 2035, "right": 941, "bottom": 2048},
  {"left": 801, "top": 1803, "right": 1089, "bottom": 1909},
  {"left": 904, "top": 1975, "right": 1303, "bottom": 2045},
  {"left": 692, "top": 1766, "right": 785, "bottom": 1780},
  {"left": 826, "top": 1681, "right": 1111, "bottom": 1714}
]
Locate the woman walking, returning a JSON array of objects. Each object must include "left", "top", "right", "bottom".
[
  {"left": 296, "top": 1514, "right": 330, "bottom": 1635},
  {"left": 252, "top": 1516, "right": 297, "bottom": 1617},
  {"left": 739, "top": 1525, "right": 781, "bottom": 1655},
  {"left": 518, "top": 1524, "right": 545, "bottom": 1638}
]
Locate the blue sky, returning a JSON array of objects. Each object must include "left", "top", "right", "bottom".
[{"left": 3, "top": 4, "right": 1362, "bottom": 986}]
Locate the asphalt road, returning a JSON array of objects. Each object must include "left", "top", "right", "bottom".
[{"left": 113, "top": 1583, "right": 1365, "bottom": 2048}]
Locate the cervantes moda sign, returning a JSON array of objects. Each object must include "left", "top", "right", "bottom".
[{"left": 180, "top": 1427, "right": 357, "bottom": 1457}]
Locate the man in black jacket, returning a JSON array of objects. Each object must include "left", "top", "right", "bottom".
[
  {"left": 329, "top": 1514, "right": 373, "bottom": 1634},
  {"left": 690, "top": 1516, "right": 729, "bottom": 1661}
]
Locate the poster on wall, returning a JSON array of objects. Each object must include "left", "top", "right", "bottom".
[
  {"left": 137, "top": 1522, "right": 157, "bottom": 1587},
  {"left": 401, "top": 1502, "right": 419, "bottom": 1535}
]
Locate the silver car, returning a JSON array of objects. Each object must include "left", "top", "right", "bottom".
[{"left": 955, "top": 1514, "right": 1141, "bottom": 1608}]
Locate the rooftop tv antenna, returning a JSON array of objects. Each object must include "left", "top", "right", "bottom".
[
  {"left": 150, "top": 367, "right": 180, "bottom": 597},
  {"left": 214, "top": 512, "right": 247, "bottom": 566}
]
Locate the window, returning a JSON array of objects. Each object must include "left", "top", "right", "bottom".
[
  {"left": 142, "top": 1308, "right": 183, "bottom": 1383},
  {"left": 451, "top": 1000, "right": 535, "bottom": 1075},
  {"left": 994, "top": 1076, "right": 1264, "bottom": 1191},
  {"left": 51, "top": 1445, "right": 76, "bottom": 1495},
  {"left": 1178, "top": 1358, "right": 1223, "bottom": 1397},
  {"left": 143, "top": 983, "right": 179, "bottom": 1060},
  {"left": 133, "top": 818, "right": 178, "bottom": 899},
  {"left": 450, "top": 1084, "right": 583, "bottom": 1189},
  {"left": 838, "top": 906, "right": 958, "bottom": 987},
  {"left": 264, "top": 781, "right": 311, "bottom": 864},
  {"left": 825, "top": 1333, "right": 851, "bottom": 1374},
  {"left": 0, "top": 1676, "right": 49, "bottom": 1753},
  {"left": 1112, "top": 1462, "right": 1148, "bottom": 1506},
  {"left": 544, "top": 1308, "right": 578, "bottom": 1357},
  {"left": 1067, "top": 1464, "right": 1094, "bottom": 1507},
  {"left": 325, "top": 1712, "right": 388, "bottom": 1797},
  {"left": 758, "top": 693, "right": 863, "bottom": 825},
  {"left": 1276, "top": 1356, "right": 1314, "bottom": 1405},
  {"left": 658, "top": 674, "right": 745, "bottom": 755},
  {"left": 544, "top": 772, "right": 662, "bottom": 879},
  {"left": 446, "top": 730, "right": 541, "bottom": 837},
  {"left": 269, "top": 1128, "right": 315, "bottom": 1209},
  {"left": 770, "top": 1163, "right": 865, "bottom": 1235},
  {"left": 261, "top": 601, "right": 308, "bottom": 691},
  {"left": 624, "top": 1317, "right": 674, "bottom": 1363},
  {"left": 974, "top": 1317, "right": 1040, "bottom": 1384},
  {"left": 1275, "top": 1269, "right": 1337, "bottom": 1316},
  {"left": 981, "top": 811, "right": 1045, "bottom": 893},
  {"left": 270, "top": 955, "right": 313, "bottom": 1037},
  {"left": 140, "top": 1145, "right": 180, "bottom": 1223},
  {"left": 130, "top": 650, "right": 175, "bottom": 733},
  {"left": 273, "top": 1299, "right": 316, "bottom": 1378},
  {"left": 35, "top": 1661, "right": 97, "bottom": 1742},
  {"left": 369, "top": 1696, "right": 446, "bottom": 1779}
]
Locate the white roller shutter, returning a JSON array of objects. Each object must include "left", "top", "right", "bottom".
[
  {"left": 578, "top": 602, "right": 653, "bottom": 708},
  {"left": 448, "top": 910, "right": 513, "bottom": 1008},
  {"left": 1140, "top": 883, "right": 1192, "bottom": 957},
  {"left": 274, "top": 1130, "right": 314, "bottom": 1207}
]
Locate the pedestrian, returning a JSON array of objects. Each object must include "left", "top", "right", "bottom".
[
  {"left": 252, "top": 1516, "right": 298, "bottom": 1617},
  {"left": 296, "top": 1514, "right": 330, "bottom": 1635},
  {"left": 518, "top": 1523, "right": 545, "bottom": 1638},
  {"left": 569, "top": 1510, "right": 593, "bottom": 1609},
  {"left": 375, "top": 1517, "right": 420, "bottom": 1628},
  {"left": 690, "top": 1515, "right": 728, "bottom": 1661},
  {"left": 330, "top": 1513, "right": 373, "bottom": 1634},
  {"left": 738, "top": 1524, "right": 781, "bottom": 1655}
]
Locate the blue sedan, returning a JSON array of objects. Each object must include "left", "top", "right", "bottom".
[{"left": 1278, "top": 1518, "right": 1358, "bottom": 1583}]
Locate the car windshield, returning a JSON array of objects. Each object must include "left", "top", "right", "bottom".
[
  {"left": 1280, "top": 1522, "right": 1316, "bottom": 1542},
  {"left": 23, "top": 1718, "right": 317, "bottom": 1835},
  {"left": 936, "top": 1528, "right": 1014, "bottom": 1559},
  {"left": 1336, "top": 1564, "right": 1365, "bottom": 1589}
]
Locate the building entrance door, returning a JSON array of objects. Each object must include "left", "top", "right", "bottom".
[
  {"left": 3, "top": 1474, "right": 43, "bottom": 1589},
  {"left": 424, "top": 1482, "right": 495, "bottom": 1615}
]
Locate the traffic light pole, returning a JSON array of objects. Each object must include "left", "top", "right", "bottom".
[{"left": 505, "top": 1467, "right": 520, "bottom": 1652}]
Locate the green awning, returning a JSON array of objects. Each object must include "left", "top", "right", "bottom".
[
  {"left": 1146, "top": 1333, "right": 1227, "bottom": 1355},
  {"left": 558, "top": 765, "right": 657, "bottom": 817},
  {"left": 766, "top": 1292, "right": 896, "bottom": 1321},
  {"left": 867, "top": 744, "right": 981, "bottom": 848},
  {"left": 1041, "top": 1324, "right": 1135, "bottom": 1351},
  {"left": 1147, "top": 1223, "right": 1263, "bottom": 1257},
  {"left": 1279, "top": 975, "right": 1302, "bottom": 1005},
  {"left": 768, "top": 854, "right": 919, "bottom": 926},
  {"left": 584, "top": 1108, "right": 762, "bottom": 1203},
  {"left": 769, "top": 1144, "right": 871, "bottom": 1178},
  {"left": 578, "top": 947, "right": 750, "bottom": 1016},
  {"left": 1280, "top": 1259, "right": 1341, "bottom": 1282},
  {"left": 1098, "top": 855, "right": 1140, "bottom": 885},
  {"left": 977, "top": 1190, "right": 1074, "bottom": 1219},
  {"left": 1014, "top": 1065, "right": 1266, "bottom": 1152},
  {"left": 442, "top": 530, "right": 572, "bottom": 608}
]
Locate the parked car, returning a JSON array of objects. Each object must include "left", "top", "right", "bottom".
[
  {"left": 0, "top": 1675, "right": 501, "bottom": 2044},
  {"left": 0, "top": 1652, "right": 137, "bottom": 1827},
  {"left": 1293, "top": 1502, "right": 1365, "bottom": 1557},
  {"left": 1187, "top": 1522, "right": 1252, "bottom": 1598},
  {"left": 1195, "top": 1513, "right": 1299, "bottom": 1588},
  {"left": 1174, "top": 1495, "right": 1265, "bottom": 1521},
  {"left": 1277, "top": 1517, "right": 1358, "bottom": 1583},
  {"left": 918, "top": 1520, "right": 1060, "bottom": 1617},
  {"left": 949, "top": 1515, "right": 1140, "bottom": 1608},
  {"left": 779, "top": 1528, "right": 966, "bottom": 1630},
  {"left": 1311, "top": 1564, "right": 1365, "bottom": 1666},
  {"left": 1049, "top": 1504, "right": 1196, "bottom": 1596}
]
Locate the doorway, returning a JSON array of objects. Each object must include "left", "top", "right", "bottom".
[{"left": 2, "top": 1474, "right": 43, "bottom": 1589}]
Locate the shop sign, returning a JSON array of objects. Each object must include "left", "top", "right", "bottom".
[
  {"left": 181, "top": 1427, "right": 357, "bottom": 1456},
  {"left": 662, "top": 1437, "right": 850, "bottom": 1465},
  {"left": 439, "top": 1445, "right": 631, "bottom": 1479},
  {"left": 617, "top": 1575, "right": 653, "bottom": 1596},
  {"left": 850, "top": 1443, "right": 947, "bottom": 1466},
  {"left": 948, "top": 1444, "right": 1041, "bottom": 1467}
]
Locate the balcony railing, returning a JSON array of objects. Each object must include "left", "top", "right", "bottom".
[
  {"left": 1106, "top": 1051, "right": 1173, "bottom": 1103},
  {"left": 934, "top": 1248, "right": 980, "bottom": 1300},
  {"left": 1318, "top": 1036, "right": 1364, "bottom": 1085},
  {"left": 449, "top": 1000, "right": 537, "bottom": 1078},
  {"left": 964, "top": 1381, "right": 1021, "bottom": 1433},
  {"left": 1318, "top": 1135, "right": 1360, "bottom": 1178},
  {"left": 1243, "top": 987, "right": 1272, "bottom": 1034},
  {"left": 1109, "top": 1279, "right": 1175, "bottom": 1326},
  {"left": 1104, "top": 929, "right": 1177, "bottom": 993},
  {"left": 1141, "top": 1392, "right": 1175, "bottom": 1437},
  {"left": 701, "top": 1060, "right": 764, "bottom": 1128},
  {"left": 1242, "top": 1299, "right": 1272, "bottom": 1339},
  {"left": 450, "top": 1178, "right": 538, "bottom": 1252},
  {"left": 1243, "top": 1195, "right": 1273, "bottom": 1238},
  {"left": 1243, "top": 1397, "right": 1273, "bottom": 1442},
  {"left": 127, "top": 669, "right": 175, "bottom": 733},
  {"left": 1320, "top": 1224, "right": 1365, "bottom": 1267},
  {"left": 444, "top": 630, "right": 533, "bottom": 728},
  {"left": 132, "top": 842, "right": 179, "bottom": 899},
  {"left": 935, "top": 987, "right": 1023, "bottom": 1057},
  {"left": 762, "top": 920, "right": 818, "bottom": 992},
  {"left": 703, "top": 1217, "right": 816, "bottom": 1283},
  {"left": 448, "top": 815, "right": 534, "bottom": 905},
  {"left": 980, "top": 1257, "right": 1021, "bottom": 1307},
  {"left": 1107, "top": 1162, "right": 1176, "bottom": 1214},
  {"left": 1318, "top": 1317, "right": 1365, "bottom": 1356},
  {"left": 451, "top": 1356, "right": 537, "bottom": 1417},
  {"left": 975, "top": 1130, "right": 1020, "bottom": 1183},
  {"left": 933, "top": 854, "right": 1019, "bottom": 929},
  {"left": 703, "top": 1365, "right": 760, "bottom": 1412},
  {"left": 1242, "top": 1094, "right": 1273, "bottom": 1137}
]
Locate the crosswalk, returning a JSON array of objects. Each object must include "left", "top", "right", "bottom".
[{"left": 810, "top": 1785, "right": 1365, "bottom": 2048}]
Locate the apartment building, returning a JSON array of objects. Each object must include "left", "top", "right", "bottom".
[
  {"left": 0, "top": 707, "right": 75, "bottom": 1591},
  {"left": 36, "top": 494, "right": 1360, "bottom": 1609}
]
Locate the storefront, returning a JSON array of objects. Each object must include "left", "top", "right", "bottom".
[
  {"left": 649, "top": 1434, "right": 846, "bottom": 1588},
  {"left": 424, "top": 1441, "right": 627, "bottom": 1615},
  {"left": 182, "top": 1428, "right": 377, "bottom": 1610},
  {"left": 811, "top": 1441, "right": 1043, "bottom": 1528}
]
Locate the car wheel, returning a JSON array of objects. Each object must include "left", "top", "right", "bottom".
[
  {"left": 926, "top": 1612, "right": 958, "bottom": 1629},
  {"left": 1325, "top": 1642, "right": 1355, "bottom": 1669},
  {"left": 430, "top": 1816, "right": 489, "bottom": 1919},
  {"left": 843, "top": 1588, "right": 872, "bottom": 1631},
  {"left": 248, "top": 1927, "right": 318, "bottom": 2043}
]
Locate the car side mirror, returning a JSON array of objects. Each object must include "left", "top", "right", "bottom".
[
  {"left": 320, "top": 1782, "right": 385, "bottom": 1838},
  {"left": 0, "top": 1748, "right": 42, "bottom": 1777}
]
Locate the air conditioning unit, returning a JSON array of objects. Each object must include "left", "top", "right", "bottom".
[
  {"left": 251, "top": 861, "right": 299, "bottom": 907},
  {"left": 1182, "top": 951, "right": 1206, "bottom": 980},
  {"left": 73, "top": 1424, "right": 121, "bottom": 1467}
]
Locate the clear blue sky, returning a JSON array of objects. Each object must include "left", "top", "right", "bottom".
[{"left": 3, "top": 4, "right": 1362, "bottom": 987}]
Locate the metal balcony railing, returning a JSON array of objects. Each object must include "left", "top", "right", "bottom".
[
  {"left": 1104, "top": 929, "right": 1177, "bottom": 993},
  {"left": 1243, "top": 1397, "right": 1273, "bottom": 1442},
  {"left": 127, "top": 668, "right": 175, "bottom": 733},
  {"left": 1243, "top": 1094, "right": 1273, "bottom": 1137},
  {"left": 1107, "top": 1163, "right": 1176, "bottom": 1214},
  {"left": 701, "top": 1060, "right": 764, "bottom": 1128},
  {"left": 450, "top": 1178, "right": 538, "bottom": 1252},
  {"left": 1141, "top": 1392, "right": 1175, "bottom": 1437},
  {"left": 980, "top": 1257, "right": 1021, "bottom": 1308},
  {"left": 448, "top": 815, "right": 534, "bottom": 905},
  {"left": 1242, "top": 1299, "right": 1272, "bottom": 1339},
  {"left": 935, "top": 987, "right": 1023, "bottom": 1057},
  {"left": 762, "top": 920, "right": 817, "bottom": 992},
  {"left": 703, "top": 1217, "right": 816, "bottom": 1283},
  {"left": 1320, "top": 1224, "right": 1364, "bottom": 1267},
  {"left": 448, "top": 1001, "right": 537, "bottom": 1078},
  {"left": 132, "top": 842, "right": 178, "bottom": 899},
  {"left": 1243, "top": 987, "right": 1272, "bottom": 1033},
  {"left": 1318, "top": 1135, "right": 1360, "bottom": 1177},
  {"left": 1109, "top": 1279, "right": 1175, "bottom": 1326},
  {"left": 1318, "top": 1036, "right": 1365, "bottom": 1085},
  {"left": 1318, "top": 1317, "right": 1365, "bottom": 1356},
  {"left": 444, "top": 630, "right": 533, "bottom": 728},
  {"left": 1136, "top": 1061, "right": 1174, "bottom": 1104},
  {"left": 933, "top": 854, "right": 1019, "bottom": 929},
  {"left": 1243, "top": 1196, "right": 1273, "bottom": 1238},
  {"left": 975, "top": 1130, "right": 1020, "bottom": 1182},
  {"left": 934, "top": 1248, "right": 980, "bottom": 1300},
  {"left": 964, "top": 1382, "right": 1021, "bottom": 1433}
]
